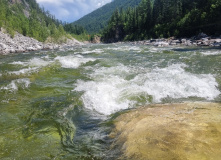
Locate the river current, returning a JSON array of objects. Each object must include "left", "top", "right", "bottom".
[{"left": 0, "top": 44, "right": 221, "bottom": 159}]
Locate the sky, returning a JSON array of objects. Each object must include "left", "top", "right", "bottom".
[{"left": 36, "top": 0, "right": 112, "bottom": 23}]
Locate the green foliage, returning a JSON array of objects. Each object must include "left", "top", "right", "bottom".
[
  {"left": 71, "top": 33, "right": 90, "bottom": 42},
  {"left": 0, "top": 0, "right": 74, "bottom": 43},
  {"left": 8, "top": 27, "right": 15, "bottom": 38},
  {"left": 64, "top": 23, "right": 86, "bottom": 35},
  {"left": 73, "top": 0, "right": 142, "bottom": 33},
  {"left": 102, "top": 0, "right": 221, "bottom": 42}
]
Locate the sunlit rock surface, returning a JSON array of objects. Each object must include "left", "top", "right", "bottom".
[
  {"left": 0, "top": 29, "right": 83, "bottom": 55},
  {"left": 111, "top": 102, "right": 221, "bottom": 160}
]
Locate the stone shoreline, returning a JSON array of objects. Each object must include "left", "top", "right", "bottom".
[
  {"left": 0, "top": 29, "right": 83, "bottom": 55},
  {"left": 1, "top": 30, "right": 220, "bottom": 55},
  {"left": 115, "top": 33, "right": 221, "bottom": 47}
]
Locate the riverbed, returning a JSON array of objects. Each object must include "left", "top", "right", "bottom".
[{"left": 0, "top": 44, "right": 220, "bottom": 159}]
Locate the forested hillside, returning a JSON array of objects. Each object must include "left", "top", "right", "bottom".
[
  {"left": 73, "top": 0, "right": 141, "bottom": 33},
  {"left": 102, "top": 0, "right": 221, "bottom": 42},
  {"left": 0, "top": 0, "right": 68, "bottom": 43}
]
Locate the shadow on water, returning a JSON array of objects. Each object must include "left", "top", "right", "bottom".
[
  {"left": 171, "top": 46, "right": 221, "bottom": 52},
  {"left": 26, "top": 89, "right": 118, "bottom": 159}
]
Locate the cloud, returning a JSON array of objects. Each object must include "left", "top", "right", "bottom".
[
  {"left": 37, "top": 0, "right": 74, "bottom": 6},
  {"left": 36, "top": 0, "right": 112, "bottom": 22}
]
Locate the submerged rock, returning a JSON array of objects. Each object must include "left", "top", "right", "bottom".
[{"left": 110, "top": 102, "right": 221, "bottom": 160}]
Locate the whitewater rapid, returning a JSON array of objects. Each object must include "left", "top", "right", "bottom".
[{"left": 0, "top": 44, "right": 220, "bottom": 116}]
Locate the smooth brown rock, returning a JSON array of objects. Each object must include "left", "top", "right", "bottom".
[{"left": 111, "top": 102, "right": 221, "bottom": 160}]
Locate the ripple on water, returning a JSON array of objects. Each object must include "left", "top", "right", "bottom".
[
  {"left": 0, "top": 78, "right": 31, "bottom": 91},
  {"left": 200, "top": 50, "right": 221, "bottom": 56}
]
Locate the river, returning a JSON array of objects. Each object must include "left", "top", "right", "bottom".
[{"left": 0, "top": 44, "right": 220, "bottom": 159}]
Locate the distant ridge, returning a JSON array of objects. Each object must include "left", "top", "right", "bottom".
[{"left": 72, "top": 0, "right": 141, "bottom": 33}]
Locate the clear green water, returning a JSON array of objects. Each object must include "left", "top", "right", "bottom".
[{"left": 0, "top": 44, "right": 220, "bottom": 159}]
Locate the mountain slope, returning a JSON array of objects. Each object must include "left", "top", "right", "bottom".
[
  {"left": 73, "top": 0, "right": 141, "bottom": 33},
  {"left": 0, "top": 0, "right": 66, "bottom": 42},
  {"left": 102, "top": 0, "right": 221, "bottom": 42}
]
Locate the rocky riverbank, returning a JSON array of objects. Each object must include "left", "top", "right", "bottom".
[
  {"left": 116, "top": 33, "right": 221, "bottom": 47},
  {"left": 0, "top": 29, "right": 83, "bottom": 55},
  {"left": 110, "top": 102, "right": 221, "bottom": 160}
]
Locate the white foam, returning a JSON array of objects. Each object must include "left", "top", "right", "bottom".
[
  {"left": 148, "top": 47, "right": 161, "bottom": 53},
  {"left": 132, "top": 64, "right": 220, "bottom": 102},
  {"left": 93, "top": 64, "right": 131, "bottom": 78},
  {"left": 9, "top": 67, "right": 38, "bottom": 75},
  {"left": 201, "top": 51, "right": 221, "bottom": 56},
  {"left": 74, "top": 77, "right": 130, "bottom": 115},
  {"left": 43, "top": 55, "right": 50, "bottom": 59},
  {"left": 74, "top": 63, "right": 220, "bottom": 115},
  {"left": 9, "top": 58, "right": 53, "bottom": 76},
  {"left": 125, "top": 46, "right": 142, "bottom": 52},
  {"left": 1, "top": 78, "right": 31, "bottom": 91},
  {"left": 106, "top": 46, "right": 142, "bottom": 52},
  {"left": 10, "top": 58, "right": 51, "bottom": 68},
  {"left": 74, "top": 65, "right": 146, "bottom": 115},
  {"left": 55, "top": 55, "right": 96, "bottom": 68},
  {"left": 148, "top": 46, "right": 173, "bottom": 53},
  {"left": 77, "top": 49, "right": 104, "bottom": 54},
  {"left": 10, "top": 61, "right": 26, "bottom": 65},
  {"left": 28, "top": 58, "right": 51, "bottom": 67}
]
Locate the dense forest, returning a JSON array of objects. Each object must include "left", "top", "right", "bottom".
[
  {"left": 73, "top": 0, "right": 141, "bottom": 34},
  {"left": 1, "top": 0, "right": 220, "bottom": 43},
  {"left": 63, "top": 24, "right": 86, "bottom": 35},
  {"left": 63, "top": 23, "right": 90, "bottom": 41},
  {"left": 102, "top": 0, "right": 221, "bottom": 42},
  {"left": 0, "top": 0, "right": 86, "bottom": 43}
]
